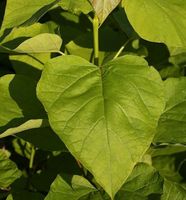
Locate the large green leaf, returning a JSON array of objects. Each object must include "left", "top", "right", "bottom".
[
  {"left": 161, "top": 180, "right": 186, "bottom": 200},
  {"left": 37, "top": 55, "right": 164, "bottom": 198},
  {"left": 2, "top": 0, "right": 59, "bottom": 29},
  {"left": 45, "top": 174, "right": 96, "bottom": 200},
  {"left": 89, "top": 0, "right": 121, "bottom": 24},
  {"left": 123, "top": 0, "right": 186, "bottom": 47},
  {"left": 154, "top": 77, "right": 186, "bottom": 144},
  {"left": 115, "top": 163, "right": 163, "bottom": 200},
  {"left": 15, "top": 33, "right": 62, "bottom": 54},
  {"left": 0, "top": 149, "right": 21, "bottom": 188},
  {"left": 59, "top": 0, "right": 92, "bottom": 15}
]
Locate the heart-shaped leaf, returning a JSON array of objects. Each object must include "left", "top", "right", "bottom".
[{"left": 37, "top": 55, "right": 165, "bottom": 198}]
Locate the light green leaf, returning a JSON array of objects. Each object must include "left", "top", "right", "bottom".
[
  {"left": 161, "top": 180, "right": 186, "bottom": 200},
  {"left": 2, "top": 0, "right": 59, "bottom": 29},
  {"left": 123, "top": 0, "right": 186, "bottom": 47},
  {"left": 45, "top": 174, "right": 96, "bottom": 200},
  {"left": 0, "top": 119, "right": 48, "bottom": 139},
  {"left": 89, "top": 0, "right": 121, "bottom": 24},
  {"left": 155, "top": 77, "right": 186, "bottom": 144},
  {"left": 0, "top": 149, "right": 21, "bottom": 188},
  {"left": 59, "top": 0, "right": 92, "bottom": 15},
  {"left": 15, "top": 33, "right": 62, "bottom": 54},
  {"left": 37, "top": 55, "right": 164, "bottom": 198}
]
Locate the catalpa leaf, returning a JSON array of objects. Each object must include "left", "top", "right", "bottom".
[
  {"left": 154, "top": 77, "right": 186, "bottom": 144},
  {"left": 59, "top": 0, "right": 92, "bottom": 15},
  {"left": 15, "top": 33, "right": 62, "bottom": 54},
  {"left": 2, "top": 0, "right": 60, "bottom": 29},
  {"left": 89, "top": 0, "right": 121, "bottom": 24},
  {"left": 161, "top": 180, "right": 186, "bottom": 200},
  {"left": 123, "top": 0, "right": 186, "bottom": 47},
  {"left": 37, "top": 55, "right": 165, "bottom": 198},
  {"left": 0, "top": 119, "right": 48, "bottom": 139},
  {"left": 45, "top": 174, "right": 96, "bottom": 200},
  {"left": 115, "top": 163, "right": 163, "bottom": 199},
  {"left": 0, "top": 149, "right": 21, "bottom": 188}
]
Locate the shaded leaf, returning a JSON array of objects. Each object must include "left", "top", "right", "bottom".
[
  {"left": 115, "top": 163, "right": 163, "bottom": 199},
  {"left": 0, "top": 149, "right": 21, "bottom": 188},
  {"left": 0, "top": 74, "right": 45, "bottom": 130},
  {"left": 155, "top": 78, "right": 186, "bottom": 144},
  {"left": 37, "top": 55, "right": 164, "bottom": 198},
  {"left": 161, "top": 180, "right": 186, "bottom": 200}
]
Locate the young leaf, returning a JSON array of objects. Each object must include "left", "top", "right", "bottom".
[
  {"left": 37, "top": 55, "right": 165, "bottom": 198},
  {"left": 0, "top": 149, "right": 21, "bottom": 188},
  {"left": 2, "top": 0, "right": 59, "bottom": 29},
  {"left": 45, "top": 174, "right": 96, "bottom": 200},
  {"left": 154, "top": 77, "right": 186, "bottom": 144},
  {"left": 122, "top": 0, "right": 186, "bottom": 47},
  {"left": 15, "top": 33, "right": 62, "bottom": 54},
  {"left": 89, "top": 0, "right": 121, "bottom": 24}
]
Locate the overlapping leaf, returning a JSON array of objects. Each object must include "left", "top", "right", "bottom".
[
  {"left": 2, "top": 0, "right": 60, "bottom": 29},
  {"left": 123, "top": 0, "right": 186, "bottom": 47},
  {"left": 155, "top": 77, "right": 186, "bottom": 144},
  {"left": 45, "top": 174, "right": 96, "bottom": 200},
  {"left": 89, "top": 0, "right": 121, "bottom": 24},
  {"left": 0, "top": 149, "right": 21, "bottom": 188},
  {"left": 37, "top": 55, "right": 165, "bottom": 198}
]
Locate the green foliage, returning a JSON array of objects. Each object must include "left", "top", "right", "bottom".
[{"left": 0, "top": 0, "right": 186, "bottom": 200}]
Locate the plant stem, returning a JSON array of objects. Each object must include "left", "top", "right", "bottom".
[
  {"left": 93, "top": 15, "right": 99, "bottom": 66},
  {"left": 113, "top": 38, "right": 133, "bottom": 59},
  {"left": 29, "top": 146, "right": 36, "bottom": 169}
]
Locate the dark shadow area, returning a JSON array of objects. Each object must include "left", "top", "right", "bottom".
[
  {"left": 141, "top": 40, "right": 170, "bottom": 70},
  {"left": 30, "top": 153, "right": 82, "bottom": 192},
  {"left": 2, "top": 37, "right": 30, "bottom": 49},
  {"left": 0, "top": 0, "right": 6, "bottom": 29},
  {"left": 10, "top": 60, "right": 42, "bottom": 81},
  {"left": 17, "top": 127, "right": 67, "bottom": 151}
]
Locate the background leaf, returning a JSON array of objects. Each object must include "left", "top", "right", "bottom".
[
  {"left": 0, "top": 149, "right": 21, "bottom": 188},
  {"left": 155, "top": 77, "right": 186, "bottom": 144},
  {"left": 45, "top": 174, "right": 96, "bottom": 200}
]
